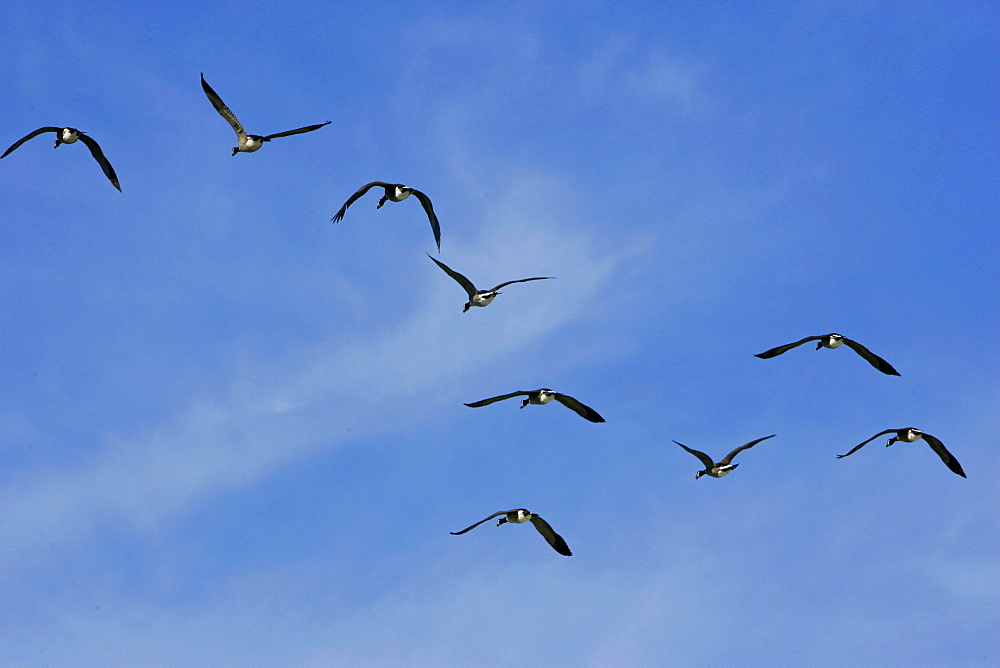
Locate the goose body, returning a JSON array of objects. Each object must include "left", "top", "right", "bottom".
[
  {"left": 2, "top": 126, "right": 121, "bottom": 191},
  {"left": 428, "top": 255, "right": 553, "bottom": 311},
  {"left": 465, "top": 389, "right": 605, "bottom": 423},
  {"left": 332, "top": 181, "right": 442, "bottom": 251},
  {"left": 200, "top": 73, "right": 330, "bottom": 156},
  {"left": 451, "top": 509, "right": 572, "bottom": 556},
  {"left": 674, "top": 435, "right": 776, "bottom": 478},
  {"left": 754, "top": 333, "right": 900, "bottom": 375},
  {"left": 837, "top": 428, "right": 966, "bottom": 477}
]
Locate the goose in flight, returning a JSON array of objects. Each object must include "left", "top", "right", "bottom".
[
  {"left": 837, "top": 428, "right": 966, "bottom": 478},
  {"left": 754, "top": 333, "right": 900, "bottom": 375},
  {"left": 331, "top": 182, "right": 442, "bottom": 251},
  {"left": 465, "top": 389, "right": 605, "bottom": 423},
  {"left": 451, "top": 509, "right": 572, "bottom": 556},
  {"left": 2, "top": 127, "right": 121, "bottom": 191},
  {"left": 200, "top": 73, "right": 330, "bottom": 155},
  {"left": 674, "top": 434, "right": 776, "bottom": 478},
  {"left": 428, "top": 255, "right": 553, "bottom": 311}
]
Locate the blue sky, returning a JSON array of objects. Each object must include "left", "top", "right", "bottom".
[{"left": 1, "top": 1, "right": 997, "bottom": 665}]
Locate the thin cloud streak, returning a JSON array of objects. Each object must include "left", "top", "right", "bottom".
[
  {"left": 3, "top": 554, "right": 727, "bottom": 666},
  {"left": 0, "top": 176, "right": 619, "bottom": 570}
]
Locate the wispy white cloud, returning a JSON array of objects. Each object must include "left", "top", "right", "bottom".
[
  {"left": 3, "top": 550, "right": 729, "bottom": 666},
  {"left": 0, "top": 171, "right": 620, "bottom": 570},
  {"left": 2, "top": 4, "right": 996, "bottom": 666},
  {"left": 576, "top": 36, "right": 706, "bottom": 114}
]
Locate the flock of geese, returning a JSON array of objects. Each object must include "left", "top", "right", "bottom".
[{"left": 2, "top": 73, "right": 966, "bottom": 558}]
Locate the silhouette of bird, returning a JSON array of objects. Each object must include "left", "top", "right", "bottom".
[
  {"left": 451, "top": 509, "right": 572, "bottom": 556},
  {"left": 674, "top": 435, "right": 776, "bottom": 478},
  {"left": 755, "top": 333, "right": 899, "bottom": 375},
  {"left": 837, "top": 428, "right": 965, "bottom": 478},
  {"left": 200, "top": 73, "right": 330, "bottom": 155},
  {"left": 2, "top": 127, "right": 120, "bottom": 191},
  {"left": 465, "top": 389, "right": 605, "bottom": 423},
  {"left": 427, "top": 255, "right": 553, "bottom": 311},
  {"left": 332, "top": 182, "right": 441, "bottom": 251}
]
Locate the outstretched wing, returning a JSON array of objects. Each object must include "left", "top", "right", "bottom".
[
  {"left": 78, "top": 134, "right": 121, "bottom": 192},
  {"left": 529, "top": 515, "right": 572, "bottom": 556},
  {"left": 410, "top": 188, "right": 441, "bottom": 251},
  {"left": 553, "top": 393, "right": 605, "bottom": 423},
  {"left": 843, "top": 338, "right": 900, "bottom": 376},
  {"left": 331, "top": 181, "right": 389, "bottom": 222},
  {"left": 489, "top": 276, "right": 555, "bottom": 292},
  {"left": 836, "top": 429, "right": 898, "bottom": 459},
  {"left": 464, "top": 391, "right": 531, "bottom": 408},
  {"left": 673, "top": 440, "right": 716, "bottom": 469},
  {"left": 262, "top": 120, "right": 331, "bottom": 140},
  {"left": 720, "top": 434, "right": 776, "bottom": 465},
  {"left": 428, "top": 255, "right": 477, "bottom": 299},
  {"left": 450, "top": 510, "right": 515, "bottom": 535},
  {"left": 1, "top": 127, "right": 61, "bottom": 158},
  {"left": 921, "top": 432, "right": 966, "bottom": 478},
  {"left": 754, "top": 336, "right": 823, "bottom": 359},
  {"left": 201, "top": 73, "right": 245, "bottom": 137}
]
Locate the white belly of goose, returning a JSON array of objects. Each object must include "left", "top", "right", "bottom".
[{"left": 471, "top": 292, "right": 497, "bottom": 307}]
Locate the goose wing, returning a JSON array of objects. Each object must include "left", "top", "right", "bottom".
[
  {"left": 673, "top": 441, "right": 716, "bottom": 469},
  {"left": 77, "top": 134, "right": 121, "bottom": 191},
  {"left": 553, "top": 393, "right": 605, "bottom": 423},
  {"left": 836, "top": 429, "right": 898, "bottom": 459},
  {"left": 201, "top": 73, "right": 245, "bottom": 137},
  {"left": 262, "top": 120, "right": 331, "bottom": 140},
  {"left": 428, "top": 255, "right": 477, "bottom": 299},
  {"left": 488, "top": 276, "right": 555, "bottom": 292},
  {"left": 464, "top": 391, "right": 531, "bottom": 408},
  {"left": 450, "top": 510, "right": 516, "bottom": 535},
  {"left": 529, "top": 515, "right": 572, "bottom": 556},
  {"left": 410, "top": 188, "right": 441, "bottom": 251},
  {"left": 719, "top": 434, "right": 776, "bottom": 465},
  {"left": 754, "top": 336, "right": 823, "bottom": 359},
  {"left": 842, "top": 338, "right": 900, "bottom": 376},
  {"left": 331, "top": 181, "right": 390, "bottom": 222},
  {"left": 1, "top": 127, "right": 61, "bottom": 158},
  {"left": 921, "top": 432, "right": 966, "bottom": 478}
]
